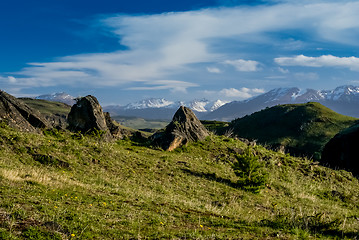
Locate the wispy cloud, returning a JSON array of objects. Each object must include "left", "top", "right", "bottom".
[
  {"left": 275, "top": 55, "right": 359, "bottom": 71},
  {"left": 294, "top": 72, "right": 320, "bottom": 81},
  {"left": 219, "top": 87, "right": 265, "bottom": 98},
  {"left": 126, "top": 80, "right": 198, "bottom": 92},
  {"left": 4, "top": 1, "right": 359, "bottom": 94},
  {"left": 224, "top": 59, "right": 262, "bottom": 72},
  {"left": 206, "top": 67, "right": 222, "bottom": 73}
]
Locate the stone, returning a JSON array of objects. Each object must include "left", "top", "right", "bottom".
[
  {"left": 68, "top": 95, "right": 109, "bottom": 133},
  {"left": 152, "top": 106, "right": 209, "bottom": 151},
  {"left": 321, "top": 123, "right": 359, "bottom": 175},
  {"left": 0, "top": 90, "right": 50, "bottom": 132},
  {"left": 104, "top": 112, "right": 131, "bottom": 139},
  {"left": 67, "top": 95, "right": 132, "bottom": 139}
]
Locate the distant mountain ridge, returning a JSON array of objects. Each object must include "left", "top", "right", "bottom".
[
  {"left": 104, "top": 98, "right": 229, "bottom": 120},
  {"left": 35, "top": 85, "right": 359, "bottom": 121},
  {"left": 36, "top": 92, "right": 76, "bottom": 106},
  {"left": 206, "top": 85, "right": 359, "bottom": 121}
]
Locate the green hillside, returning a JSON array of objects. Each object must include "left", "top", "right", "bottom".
[
  {"left": 227, "top": 102, "right": 358, "bottom": 160},
  {"left": 19, "top": 98, "right": 72, "bottom": 117},
  {"left": 0, "top": 123, "right": 358, "bottom": 239},
  {"left": 111, "top": 116, "right": 169, "bottom": 131}
]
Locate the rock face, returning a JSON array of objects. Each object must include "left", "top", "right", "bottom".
[
  {"left": 67, "top": 95, "right": 129, "bottom": 139},
  {"left": 321, "top": 124, "right": 359, "bottom": 175},
  {"left": 152, "top": 106, "right": 209, "bottom": 151},
  {"left": 68, "top": 96, "right": 109, "bottom": 133},
  {"left": 104, "top": 112, "right": 131, "bottom": 139},
  {"left": 0, "top": 90, "right": 50, "bottom": 131}
]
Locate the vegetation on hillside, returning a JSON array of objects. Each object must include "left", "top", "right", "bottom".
[
  {"left": 111, "top": 116, "right": 169, "bottom": 131},
  {"left": 226, "top": 102, "right": 358, "bottom": 160},
  {"left": 20, "top": 98, "right": 71, "bottom": 117},
  {"left": 0, "top": 121, "right": 358, "bottom": 239}
]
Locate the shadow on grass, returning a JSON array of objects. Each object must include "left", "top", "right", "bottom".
[
  {"left": 259, "top": 215, "right": 359, "bottom": 239},
  {"left": 181, "top": 168, "right": 238, "bottom": 188}
]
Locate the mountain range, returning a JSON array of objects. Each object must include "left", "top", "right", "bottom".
[
  {"left": 35, "top": 85, "right": 359, "bottom": 121},
  {"left": 36, "top": 92, "right": 76, "bottom": 106}
]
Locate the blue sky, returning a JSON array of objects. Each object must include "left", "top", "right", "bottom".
[{"left": 1, "top": 0, "right": 359, "bottom": 105}]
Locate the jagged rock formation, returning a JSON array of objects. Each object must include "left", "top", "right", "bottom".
[
  {"left": 152, "top": 106, "right": 209, "bottom": 151},
  {"left": 104, "top": 112, "right": 131, "bottom": 138},
  {"left": 321, "top": 124, "right": 359, "bottom": 175},
  {"left": 0, "top": 90, "right": 50, "bottom": 132},
  {"left": 67, "top": 95, "right": 130, "bottom": 139}
]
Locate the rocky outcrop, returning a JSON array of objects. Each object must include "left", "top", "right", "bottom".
[
  {"left": 152, "top": 106, "right": 209, "bottom": 151},
  {"left": 321, "top": 123, "right": 359, "bottom": 175},
  {"left": 0, "top": 90, "right": 50, "bottom": 132},
  {"left": 68, "top": 96, "right": 108, "bottom": 132},
  {"left": 104, "top": 112, "right": 131, "bottom": 139},
  {"left": 67, "top": 95, "right": 131, "bottom": 139}
]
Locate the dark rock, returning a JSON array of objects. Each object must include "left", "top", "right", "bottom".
[
  {"left": 0, "top": 90, "right": 50, "bottom": 131},
  {"left": 68, "top": 95, "right": 109, "bottom": 133},
  {"left": 321, "top": 123, "right": 359, "bottom": 175},
  {"left": 104, "top": 112, "right": 131, "bottom": 139},
  {"left": 67, "top": 95, "right": 132, "bottom": 140},
  {"left": 152, "top": 106, "right": 209, "bottom": 151},
  {"left": 44, "top": 114, "right": 68, "bottom": 129}
]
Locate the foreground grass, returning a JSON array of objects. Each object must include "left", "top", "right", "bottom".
[{"left": 0, "top": 124, "right": 358, "bottom": 239}]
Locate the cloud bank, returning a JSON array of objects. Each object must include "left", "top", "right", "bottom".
[
  {"left": 275, "top": 55, "right": 359, "bottom": 71},
  {"left": 2, "top": 1, "right": 359, "bottom": 97}
]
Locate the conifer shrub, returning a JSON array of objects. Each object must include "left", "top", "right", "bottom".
[{"left": 232, "top": 147, "right": 268, "bottom": 193}]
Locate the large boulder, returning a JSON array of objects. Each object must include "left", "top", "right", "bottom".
[
  {"left": 321, "top": 123, "right": 359, "bottom": 175},
  {"left": 67, "top": 95, "right": 131, "bottom": 139},
  {"left": 0, "top": 90, "right": 50, "bottom": 131},
  {"left": 152, "top": 106, "right": 209, "bottom": 151},
  {"left": 68, "top": 95, "right": 109, "bottom": 133}
]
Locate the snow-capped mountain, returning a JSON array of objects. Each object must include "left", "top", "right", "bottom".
[
  {"left": 187, "top": 99, "right": 229, "bottom": 112},
  {"left": 206, "top": 85, "right": 359, "bottom": 121},
  {"left": 104, "top": 98, "right": 229, "bottom": 120},
  {"left": 35, "top": 92, "right": 76, "bottom": 106},
  {"left": 118, "top": 98, "right": 227, "bottom": 112},
  {"left": 321, "top": 85, "right": 359, "bottom": 101},
  {"left": 124, "top": 98, "right": 175, "bottom": 110}
]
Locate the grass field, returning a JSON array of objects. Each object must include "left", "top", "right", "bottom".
[{"left": 0, "top": 121, "right": 358, "bottom": 239}]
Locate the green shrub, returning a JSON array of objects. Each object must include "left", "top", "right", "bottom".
[{"left": 232, "top": 147, "right": 268, "bottom": 193}]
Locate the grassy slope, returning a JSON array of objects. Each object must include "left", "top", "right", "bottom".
[
  {"left": 228, "top": 102, "right": 358, "bottom": 160},
  {"left": 0, "top": 124, "right": 358, "bottom": 239},
  {"left": 111, "top": 116, "right": 169, "bottom": 130},
  {"left": 19, "top": 98, "right": 71, "bottom": 117}
]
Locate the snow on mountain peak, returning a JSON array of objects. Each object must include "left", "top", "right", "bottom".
[
  {"left": 125, "top": 98, "right": 175, "bottom": 109},
  {"left": 188, "top": 99, "right": 210, "bottom": 112},
  {"left": 264, "top": 87, "right": 300, "bottom": 103},
  {"left": 36, "top": 92, "right": 76, "bottom": 105}
]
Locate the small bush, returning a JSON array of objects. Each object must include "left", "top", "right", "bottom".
[{"left": 232, "top": 147, "right": 268, "bottom": 193}]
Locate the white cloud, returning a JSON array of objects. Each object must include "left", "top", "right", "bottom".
[
  {"left": 278, "top": 67, "right": 289, "bottom": 74},
  {"left": 126, "top": 80, "right": 198, "bottom": 93},
  {"left": 224, "top": 59, "right": 262, "bottom": 72},
  {"left": 7, "top": 76, "right": 17, "bottom": 83},
  {"left": 275, "top": 55, "right": 359, "bottom": 71},
  {"left": 251, "top": 88, "right": 266, "bottom": 94},
  {"left": 6, "top": 1, "right": 359, "bottom": 91},
  {"left": 206, "top": 67, "right": 221, "bottom": 73},
  {"left": 219, "top": 87, "right": 265, "bottom": 99}
]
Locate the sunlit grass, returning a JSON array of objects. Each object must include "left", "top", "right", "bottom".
[{"left": 0, "top": 124, "right": 358, "bottom": 239}]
